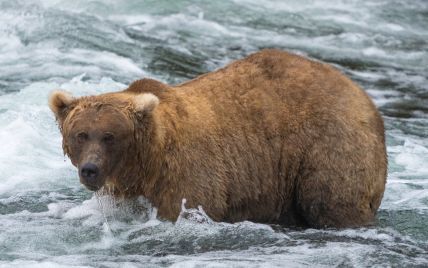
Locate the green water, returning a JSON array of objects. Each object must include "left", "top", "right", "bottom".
[{"left": 0, "top": 0, "right": 427, "bottom": 267}]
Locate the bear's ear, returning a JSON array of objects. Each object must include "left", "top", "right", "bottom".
[
  {"left": 48, "top": 90, "right": 75, "bottom": 121},
  {"left": 133, "top": 93, "right": 159, "bottom": 113}
]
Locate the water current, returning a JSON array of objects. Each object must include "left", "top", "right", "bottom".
[{"left": 0, "top": 0, "right": 427, "bottom": 267}]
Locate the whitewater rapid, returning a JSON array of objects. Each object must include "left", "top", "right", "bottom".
[{"left": 0, "top": 0, "right": 427, "bottom": 267}]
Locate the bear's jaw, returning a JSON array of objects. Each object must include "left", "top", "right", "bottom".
[
  {"left": 97, "top": 175, "right": 145, "bottom": 198},
  {"left": 93, "top": 180, "right": 125, "bottom": 197},
  {"left": 85, "top": 184, "right": 100, "bottom": 192}
]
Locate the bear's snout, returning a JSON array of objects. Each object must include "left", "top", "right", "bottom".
[{"left": 79, "top": 162, "right": 101, "bottom": 191}]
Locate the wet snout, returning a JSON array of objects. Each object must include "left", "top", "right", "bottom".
[
  {"left": 79, "top": 163, "right": 100, "bottom": 190},
  {"left": 79, "top": 153, "right": 104, "bottom": 191}
]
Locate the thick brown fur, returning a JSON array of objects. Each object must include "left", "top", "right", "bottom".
[{"left": 49, "top": 49, "right": 387, "bottom": 228}]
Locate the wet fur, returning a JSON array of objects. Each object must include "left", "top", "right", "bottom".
[{"left": 50, "top": 49, "right": 387, "bottom": 228}]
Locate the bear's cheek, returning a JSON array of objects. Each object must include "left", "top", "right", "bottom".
[
  {"left": 102, "top": 143, "right": 132, "bottom": 184},
  {"left": 63, "top": 141, "right": 81, "bottom": 167},
  {"left": 105, "top": 147, "right": 125, "bottom": 173}
]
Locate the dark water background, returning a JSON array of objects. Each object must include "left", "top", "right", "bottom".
[{"left": 0, "top": 0, "right": 427, "bottom": 267}]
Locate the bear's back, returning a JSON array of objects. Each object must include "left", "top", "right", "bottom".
[{"left": 116, "top": 50, "right": 386, "bottom": 227}]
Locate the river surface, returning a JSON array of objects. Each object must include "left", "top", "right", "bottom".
[{"left": 0, "top": 0, "right": 427, "bottom": 267}]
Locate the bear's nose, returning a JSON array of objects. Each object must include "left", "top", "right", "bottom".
[{"left": 79, "top": 163, "right": 100, "bottom": 188}]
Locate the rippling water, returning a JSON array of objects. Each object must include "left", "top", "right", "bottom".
[{"left": 0, "top": 0, "right": 427, "bottom": 267}]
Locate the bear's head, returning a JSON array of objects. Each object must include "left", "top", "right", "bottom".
[{"left": 48, "top": 90, "right": 160, "bottom": 193}]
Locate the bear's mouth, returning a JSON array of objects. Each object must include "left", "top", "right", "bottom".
[{"left": 84, "top": 183, "right": 102, "bottom": 191}]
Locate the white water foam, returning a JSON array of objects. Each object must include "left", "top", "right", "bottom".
[
  {"left": 0, "top": 0, "right": 427, "bottom": 267},
  {"left": 0, "top": 76, "right": 128, "bottom": 196}
]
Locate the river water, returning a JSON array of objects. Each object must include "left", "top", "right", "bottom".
[{"left": 0, "top": 0, "right": 427, "bottom": 267}]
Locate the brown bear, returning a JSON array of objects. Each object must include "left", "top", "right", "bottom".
[{"left": 49, "top": 49, "right": 387, "bottom": 228}]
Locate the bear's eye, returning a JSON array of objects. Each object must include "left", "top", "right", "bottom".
[
  {"left": 76, "top": 132, "right": 88, "bottom": 143},
  {"left": 102, "top": 132, "right": 115, "bottom": 145}
]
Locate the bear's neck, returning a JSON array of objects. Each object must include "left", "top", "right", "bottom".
[
  {"left": 115, "top": 95, "right": 190, "bottom": 214},
  {"left": 116, "top": 109, "right": 166, "bottom": 202}
]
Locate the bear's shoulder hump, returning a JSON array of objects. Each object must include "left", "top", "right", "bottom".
[{"left": 125, "top": 78, "right": 169, "bottom": 97}]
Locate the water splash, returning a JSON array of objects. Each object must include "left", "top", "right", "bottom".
[
  {"left": 0, "top": 0, "right": 427, "bottom": 266},
  {"left": 94, "top": 188, "right": 112, "bottom": 233},
  {"left": 93, "top": 184, "right": 159, "bottom": 234},
  {"left": 177, "top": 198, "right": 214, "bottom": 224}
]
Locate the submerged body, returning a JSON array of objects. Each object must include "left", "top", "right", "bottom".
[{"left": 49, "top": 49, "right": 387, "bottom": 228}]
